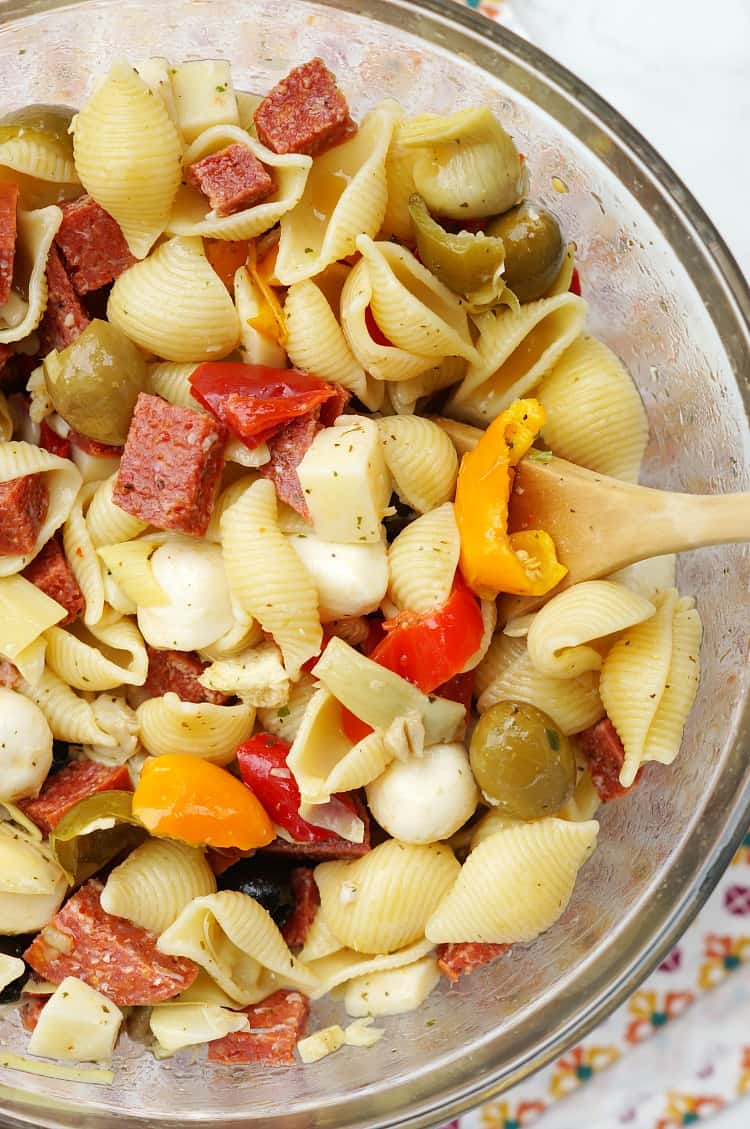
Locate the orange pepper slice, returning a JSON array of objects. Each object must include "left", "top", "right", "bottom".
[
  {"left": 131, "top": 754, "right": 274, "bottom": 850},
  {"left": 455, "top": 397, "right": 567, "bottom": 599}
]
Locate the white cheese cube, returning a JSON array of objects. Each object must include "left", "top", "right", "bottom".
[
  {"left": 287, "top": 532, "right": 388, "bottom": 621},
  {"left": 134, "top": 57, "right": 179, "bottom": 124},
  {"left": 28, "top": 977, "right": 123, "bottom": 1062},
  {"left": 172, "top": 60, "right": 239, "bottom": 143},
  {"left": 297, "top": 1024, "right": 345, "bottom": 1064},
  {"left": 344, "top": 957, "right": 440, "bottom": 1018},
  {"left": 297, "top": 416, "right": 392, "bottom": 543}
]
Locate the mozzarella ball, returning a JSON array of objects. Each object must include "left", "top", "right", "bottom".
[
  {"left": 288, "top": 533, "right": 388, "bottom": 622},
  {"left": 366, "top": 742, "right": 479, "bottom": 844},
  {"left": 138, "top": 541, "right": 235, "bottom": 651},
  {"left": 0, "top": 688, "right": 53, "bottom": 803}
]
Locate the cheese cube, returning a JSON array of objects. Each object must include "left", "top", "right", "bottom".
[
  {"left": 28, "top": 977, "right": 124, "bottom": 1062},
  {"left": 297, "top": 416, "right": 392, "bottom": 543},
  {"left": 344, "top": 957, "right": 440, "bottom": 1018},
  {"left": 172, "top": 60, "right": 239, "bottom": 144},
  {"left": 134, "top": 57, "right": 179, "bottom": 124},
  {"left": 297, "top": 1024, "right": 345, "bottom": 1064}
]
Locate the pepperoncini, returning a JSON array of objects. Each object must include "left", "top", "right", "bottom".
[
  {"left": 49, "top": 790, "right": 146, "bottom": 885},
  {"left": 454, "top": 398, "right": 567, "bottom": 598}
]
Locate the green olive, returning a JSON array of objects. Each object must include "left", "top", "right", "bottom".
[
  {"left": 44, "top": 319, "right": 147, "bottom": 445},
  {"left": 0, "top": 104, "right": 76, "bottom": 154},
  {"left": 469, "top": 700, "right": 575, "bottom": 819},
  {"left": 486, "top": 202, "right": 565, "bottom": 303}
]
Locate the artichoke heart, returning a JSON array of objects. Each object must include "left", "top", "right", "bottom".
[{"left": 399, "top": 107, "right": 526, "bottom": 220}]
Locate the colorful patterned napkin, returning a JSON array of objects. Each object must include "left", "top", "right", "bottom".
[{"left": 436, "top": 4, "right": 750, "bottom": 1125}]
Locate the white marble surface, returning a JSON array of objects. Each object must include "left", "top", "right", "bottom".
[
  {"left": 516, "top": 0, "right": 750, "bottom": 277},
  {"left": 503, "top": 3, "right": 750, "bottom": 1126}
]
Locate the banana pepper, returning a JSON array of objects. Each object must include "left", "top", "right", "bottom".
[{"left": 455, "top": 398, "right": 567, "bottom": 598}]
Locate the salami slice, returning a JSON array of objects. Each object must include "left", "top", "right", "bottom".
[
  {"left": 281, "top": 868, "right": 319, "bottom": 950},
  {"left": 186, "top": 145, "right": 275, "bottom": 216},
  {"left": 23, "top": 881, "right": 199, "bottom": 1005},
  {"left": 20, "top": 994, "right": 48, "bottom": 1034},
  {"left": 0, "top": 183, "right": 19, "bottom": 307},
  {"left": 207, "top": 990, "right": 310, "bottom": 1065},
  {"left": 260, "top": 414, "right": 320, "bottom": 517},
  {"left": 0, "top": 474, "right": 49, "bottom": 555},
  {"left": 578, "top": 717, "right": 637, "bottom": 803},
  {"left": 55, "top": 194, "right": 135, "bottom": 294},
  {"left": 436, "top": 942, "right": 509, "bottom": 983},
  {"left": 39, "top": 245, "right": 91, "bottom": 353},
  {"left": 18, "top": 760, "right": 132, "bottom": 836},
  {"left": 22, "top": 538, "right": 85, "bottom": 626},
  {"left": 144, "top": 646, "right": 230, "bottom": 706}
]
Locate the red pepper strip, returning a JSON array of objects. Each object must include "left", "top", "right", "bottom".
[
  {"left": 569, "top": 267, "right": 582, "bottom": 296},
  {"left": 189, "top": 363, "right": 340, "bottom": 449},
  {"left": 364, "top": 305, "right": 392, "bottom": 348},
  {"left": 369, "top": 572, "right": 484, "bottom": 694},
  {"left": 236, "top": 734, "right": 360, "bottom": 844},
  {"left": 39, "top": 419, "right": 72, "bottom": 460}
]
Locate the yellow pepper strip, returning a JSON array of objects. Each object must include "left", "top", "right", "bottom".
[
  {"left": 455, "top": 398, "right": 567, "bottom": 598},
  {"left": 246, "top": 241, "right": 287, "bottom": 345}
]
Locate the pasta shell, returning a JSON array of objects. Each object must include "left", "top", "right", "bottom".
[
  {"left": 387, "top": 502, "right": 460, "bottom": 614},
  {"left": 0, "top": 206, "right": 62, "bottom": 344},
  {"left": 0, "top": 136, "right": 77, "bottom": 185},
  {"left": 220, "top": 479, "right": 322, "bottom": 678},
  {"left": 101, "top": 839, "right": 216, "bottom": 935},
  {"left": 357, "top": 235, "right": 479, "bottom": 362},
  {"left": 537, "top": 334, "right": 648, "bottom": 482},
  {"left": 386, "top": 356, "right": 465, "bottom": 416},
  {"left": 340, "top": 258, "right": 435, "bottom": 383},
  {"left": 147, "top": 362, "right": 201, "bottom": 410},
  {"left": 276, "top": 102, "right": 399, "bottom": 286},
  {"left": 447, "top": 293, "right": 586, "bottom": 426},
  {"left": 315, "top": 839, "right": 460, "bottom": 954},
  {"left": 377, "top": 415, "right": 458, "bottom": 513},
  {"left": 425, "top": 819, "right": 598, "bottom": 943},
  {"left": 63, "top": 481, "right": 105, "bottom": 628},
  {"left": 305, "top": 938, "right": 435, "bottom": 1000},
  {"left": 136, "top": 693, "right": 255, "bottom": 765},
  {"left": 157, "top": 890, "right": 318, "bottom": 1004},
  {"left": 167, "top": 125, "right": 311, "bottom": 241},
  {"left": 476, "top": 634, "right": 604, "bottom": 736},
  {"left": 97, "top": 540, "right": 167, "bottom": 609},
  {"left": 107, "top": 236, "right": 240, "bottom": 362},
  {"left": 86, "top": 474, "right": 148, "bottom": 549},
  {"left": 646, "top": 597, "right": 702, "bottom": 766},
  {"left": 526, "top": 580, "right": 655, "bottom": 679},
  {"left": 0, "top": 442, "right": 82, "bottom": 577},
  {"left": 20, "top": 668, "right": 117, "bottom": 747},
  {"left": 45, "top": 617, "right": 148, "bottom": 692},
  {"left": 0, "top": 390, "right": 12, "bottom": 442},
  {"left": 73, "top": 62, "right": 182, "bottom": 258}
]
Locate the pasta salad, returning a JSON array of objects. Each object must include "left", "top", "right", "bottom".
[{"left": 0, "top": 55, "right": 701, "bottom": 1073}]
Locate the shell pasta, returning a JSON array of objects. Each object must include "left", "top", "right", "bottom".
[{"left": 0, "top": 48, "right": 709, "bottom": 1074}]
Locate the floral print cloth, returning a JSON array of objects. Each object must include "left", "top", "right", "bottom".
[{"left": 436, "top": 5, "right": 750, "bottom": 1126}]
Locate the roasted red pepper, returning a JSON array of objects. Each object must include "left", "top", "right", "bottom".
[
  {"left": 364, "top": 306, "right": 392, "bottom": 348},
  {"left": 569, "top": 267, "right": 582, "bottom": 296},
  {"left": 189, "top": 363, "right": 340, "bottom": 449},
  {"left": 236, "top": 734, "right": 360, "bottom": 843},
  {"left": 39, "top": 419, "right": 72, "bottom": 460}
]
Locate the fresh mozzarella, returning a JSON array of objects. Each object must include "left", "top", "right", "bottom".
[
  {"left": 366, "top": 742, "right": 479, "bottom": 844},
  {"left": 344, "top": 957, "right": 440, "bottom": 1017},
  {"left": 297, "top": 416, "right": 391, "bottom": 543},
  {"left": 287, "top": 533, "right": 388, "bottom": 622},
  {"left": 0, "top": 688, "right": 53, "bottom": 803},
  {"left": 137, "top": 541, "right": 234, "bottom": 651},
  {"left": 28, "top": 977, "right": 124, "bottom": 1062}
]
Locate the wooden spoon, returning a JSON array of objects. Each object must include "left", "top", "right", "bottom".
[{"left": 500, "top": 454, "right": 750, "bottom": 621}]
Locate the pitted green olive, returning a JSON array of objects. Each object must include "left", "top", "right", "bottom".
[
  {"left": 486, "top": 202, "right": 565, "bottom": 303},
  {"left": 469, "top": 700, "right": 575, "bottom": 819},
  {"left": 44, "top": 319, "right": 147, "bottom": 445},
  {"left": 0, "top": 104, "right": 76, "bottom": 153}
]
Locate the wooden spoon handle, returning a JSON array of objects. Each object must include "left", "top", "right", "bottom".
[{"left": 646, "top": 491, "right": 750, "bottom": 555}]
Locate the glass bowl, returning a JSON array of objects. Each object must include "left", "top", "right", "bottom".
[{"left": 1, "top": 1, "right": 749, "bottom": 1126}]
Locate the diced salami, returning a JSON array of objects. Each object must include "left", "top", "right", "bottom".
[
  {"left": 186, "top": 145, "right": 275, "bottom": 216},
  {"left": 18, "top": 759, "right": 132, "bottom": 836},
  {"left": 436, "top": 942, "right": 509, "bottom": 983},
  {"left": 23, "top": 880, "right": 199, "bottom": 1005},
  {"left": 20, "top": 994, "right": 48, "bottom": 1034},
  {"left": 254, "top": 58, "right": 356, "bottom": 157},
  {"left": 22, "top": 538, "right": 85, "bottom": 626},
  {"left": 55, "top": 194, "right": 135, "bottom": 294},
  {"left": 68, "top": 430, "right": 123, "bottom": 458},
  {"left": 0, "top": 474, "right": 49, "bottom": 555},
  {"left": 578, "top": 717, "right": 637, "bottom": 803},
  {"left": 262, "top": 794, "right": 371, "bottom": 860},
  {"left": 261, "top": 414, "right": 320, "bottom": 517},
  {"left": 0, "top": 658, "right": 20, "bottom": 688},
  {"left": 38, "top": 419, "right": 72, "bottom": 461},
  {"left": 281, "top": 868, "right": 320, "bottom": 950},
  {"left": 112, "top": 394, "right": 227, "bottom": 537},
  {"left": 0, "top": 183, "right": 19, "bottom": 307},
  {"left": 208, "top": 990, "right": 309, "bottom": 1065},
  {"left": 144, "top": 646, "right": 230, "bottom": 706},
  {"left": 39, "top": 245, "right": 91, "bottom": 354}
]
